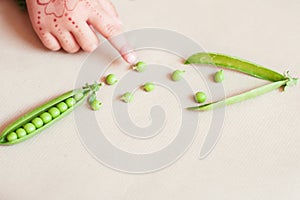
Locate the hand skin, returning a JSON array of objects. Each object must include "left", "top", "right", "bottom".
[{"left": 26, "top": 0, "right": 137, "bottom": 64}]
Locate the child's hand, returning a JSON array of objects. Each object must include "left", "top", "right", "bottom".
[{"left": 26, "top": 0, "right": 137, "bottom": 64}]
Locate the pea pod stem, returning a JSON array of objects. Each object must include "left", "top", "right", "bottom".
[
  {"left": 184, "top": 52, "right": 286, "bottom": 82},
  {"left": 187, "top": 80, "right": 289, "bottom": 111}
]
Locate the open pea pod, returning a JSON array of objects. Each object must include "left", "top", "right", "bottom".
[
  {"left": 185, "top": 52, "right": 287, "bottom": 82},
  {"left": 188, "top": 80, "right": 289, "bottom": 111},
  {"left": 0, "top": 88, "right": 90, "bottom": 145}
]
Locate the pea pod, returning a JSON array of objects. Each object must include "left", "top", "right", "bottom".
[
  {"left": 184, "top": 52, "right": 286, "bottom": 82},
  {"left": 0, "top": 83, "right": 102, "bottom": 145},
  {"left": 187, "top": 79, "right": 292, "bottom": 111}
]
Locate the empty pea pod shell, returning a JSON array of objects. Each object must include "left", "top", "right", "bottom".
[
  {"left": 188, "top": 80, "right": 289, "bottom": 111},
  {"left": 0, "top": 88, "right": 90, "bottom": 145},
  {"left": 184, "top": 52, "right": 286, "bottom": 82}
]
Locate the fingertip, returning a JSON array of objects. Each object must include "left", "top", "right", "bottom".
[
  {"left": 40, "top": 32, "right": 61, "bottom": 51},
  {"left": 123, "top": 52, "right": 138, "bottom": 65},
  {"left": 83, "top": 43, "right": 98, "bottom": 52}
]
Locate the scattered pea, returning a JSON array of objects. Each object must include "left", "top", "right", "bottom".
[
  {"left": 143, "top": 82, "right": 155, "bottom": 92},
  {"left": 65, "top": 97, "right": 76, "bottom": 107},
  {"left": 74, "top": 93, "right": 84, "bottom": 101},
  {"left": 40, "top": 112, "right": 52, "bottom": 124},
  {"left": 171, "top": 70, "right": 185, "bottom": 81},
  {"left": 56, "top": 102, "right": 68, "bottom": 113},
  {"left": 214, "top": 70, "right": 224, "bottom": 83},
  {"left": 16, "top": 128, "right": 27, "bottom": 138},
  {"left": 106, "top": 74, "right": 118, "bottom": 85},
  {"left": 32, "top": 117, "right": 44, "bottom": 128},
  {"left": 90, "top": 100, "right": 102, "bottom": 111},
  {"left": 133, "top": 61, "right": 147, "bottom": 72},
  {"left": 195, "top": 92, "right": 207, "bottom": 103},
  {"left": 48, "top": 107, "right": 60, "bottom": 118},
  {"left": 121, "top": 92, "right": 134, "bottom": 103},
  {"left": 23, "top": 123, "right": 36, "bottom": 134},
  {"left": 6, "top": 132, "right": 18, "bottom": 142}
]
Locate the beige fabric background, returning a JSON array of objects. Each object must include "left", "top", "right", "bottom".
[{"left": 0, "top": 0, "right": 300, "bottom": 199}]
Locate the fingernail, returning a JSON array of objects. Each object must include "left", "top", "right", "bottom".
[{"left": 125, "top": 53, "right": 137, "bottom": 64}]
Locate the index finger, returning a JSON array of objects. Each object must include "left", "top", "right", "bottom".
[{"left": 88, "top": 11, "right": 137, "bottom": 64}]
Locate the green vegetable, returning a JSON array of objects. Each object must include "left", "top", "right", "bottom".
[
  {"left": 65, "top": 98, "right": 76, "bottom": 107},
  {"left": 184, "top": 52, "right": 286, "bottom": 82},
  {"left": 6, "top": 132, "right": 18, "bottom": 142},
  {"left": 121, "top": 92, "right": 134, "bottom": 103},
  {"left": 0, "top": 82, "right": 102, "bottom": 145},
  {"left": 23, "top": 123, "right": 36, "bottom": 133},
  {"left": 133, "top": 61, "right": 147, "bottom": 72},
  {"left": 143, "top": 82, "right": 155, "bottom": 92},
  {"left": 74, "top": 93, "right": 84, "bottom": 101},
  {"left": 48, "top": 107, "right": 61, "bottom": 118},
  {"left": 31, "top": 117, "right": 44, "bottom": 128},
  {"left": 195, "top": 92, "right": 207, "bottom": 103},
  {"left": 16, "top": 128, "right": 27, "bottom": 138},
  {"left": 40, "top": 112, "right": 52, "bottom": 124},
  {"left": 186, "top": 52, "right": 298, "bottom": 111},
  {"left": 106, "top": 74, "right": 118, "bottom": 85},
  {"left": 171, "top": 70, "right": 185, "bottom": 81},
  {"left": 90, "top": 99, "right": 102, "bottom": 111},
  {"left": 214, "top": 70, "right": 224, "bottom": 83},
  {"left": 188, "top": 78, "right": 297, "bottom": 111},
  {"left": 56, "top": 102, "right": 68, "bottom": 113}
]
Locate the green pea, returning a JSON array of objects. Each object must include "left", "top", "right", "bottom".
[
  {"left": 48, "top": 107, "right": 60, "bottom": 118},
  {"left": 74, "top": 93, "right": 84, "bottom": 101},
  {"left": 56, "top": 102, "right": 68, "bottom": 113},
  {"left": 32, "top": 117, "right": 44, "bottom": 128},
  {"left": 143, "top": 82, "right": 155, "bottom": 92},
  {"left": 133, "top": 61, "right": 147, "bottom": 72},
  {"left": 121, "top": 92, "right": 134, "bottom": 103},
  {"left": 65, "top": 97, "right": 76, "bottom": 107},
  {"left": 195, "top": 92, "right": 207, "bottom": 103},
  {"left": 23, "top": 123, "right": 36, "bottom": 134},
  {"left": 171, "top": 70, "right": 185, "bottom": 81},
  {"left": 40, "top": 112, "right": 52, "bottom": 124},
  {"left": 214, "top": 70, "right": 224, "bottom": 83},
  {"left": 6, "top": 132, "right": 18, "bottom": 142},
  {"left": 16, "top": 128, "right": 27, "bottom": 138},
  {"left": 90, "top": 100, "right": 102, "bottom": 111},
  {"left": 105, "top": 74, "right": 118, "bottom": 85}
]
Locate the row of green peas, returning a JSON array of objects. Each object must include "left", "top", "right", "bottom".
[
  {"left": 106, "top": 61, "right": 219, "bottom": 104},
  {"left": 5, "top": 93, "right": 84, "bottom": 142}
]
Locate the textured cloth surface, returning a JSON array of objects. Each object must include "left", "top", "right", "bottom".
[{"left": 0, "top": 0, "right": 300, "bottom": 199}]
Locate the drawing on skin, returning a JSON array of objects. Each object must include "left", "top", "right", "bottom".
[{"left": 37, "top": 0, "right": 80, "bottom": 17}]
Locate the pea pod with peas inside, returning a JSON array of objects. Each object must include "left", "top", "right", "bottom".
[{"left": 0, "top": 82, "right": 102, "bottom": 145}]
